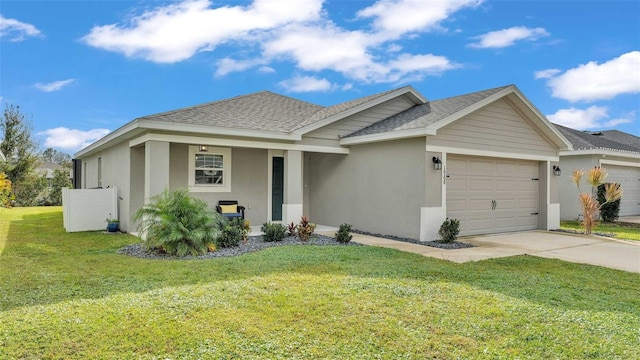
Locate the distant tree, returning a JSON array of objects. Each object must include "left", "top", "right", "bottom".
[
  {"left": 48, "top": 169, "right": 72, "bottom": 206},
  {"left": 41, "top": 148, "right": 72, "bottom": 167},
  {"left": 0, "top": 105, "right": 39, "bottom": 195},
  {"left": 0, "top": 172, "right": 14, "bottom": 207},
  {"left": 14, "top": 173, "right": 47, "bottom": 206}
]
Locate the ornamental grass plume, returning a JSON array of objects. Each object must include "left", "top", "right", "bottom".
[{"left": 572, "top": 167, "right": 622, "bottom": 234}]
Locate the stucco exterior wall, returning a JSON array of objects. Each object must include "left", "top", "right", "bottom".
[
  {"left": 80, "top": 141, "right": 132, "bottom": 230},
  {"left": 308, "top": 137, "right": 426, "bottom": 239},
  {"left": 170, "top": 146, "right": 269, "bottom": 226},
  {"left": 559, "top": 153, "right": 639, "bottom": 220}
]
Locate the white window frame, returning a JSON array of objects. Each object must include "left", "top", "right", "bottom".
[{"left": 188, "top": 146, "right": 231, "bottom": 192}]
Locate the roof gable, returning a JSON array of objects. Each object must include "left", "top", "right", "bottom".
[
  {"left": 293, "top": 86, "right": 427, "bottom": 135},
  {"left": 343, "top": 85, "right": 572, "bottom": 151},
  {"left": 346, "top": 85, "right": 509, "bottom": 138}
]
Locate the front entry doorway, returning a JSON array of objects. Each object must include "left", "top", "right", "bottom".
[{"left": 272, "top": 157, "right": 284, "bottom": 221}]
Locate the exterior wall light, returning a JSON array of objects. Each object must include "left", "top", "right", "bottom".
[
  {"left": 432, "top": 156, "right": 442, "bottom": 170},
  {"left": 553, "top": 165, "right": 561, "bottom": 176},
  {"left": 199, "top": 145, "right": 208, "bottom": 152}
]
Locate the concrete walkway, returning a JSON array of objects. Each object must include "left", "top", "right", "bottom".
[{"left": 350, "top": 231, "right": 640, "bottom": 274}]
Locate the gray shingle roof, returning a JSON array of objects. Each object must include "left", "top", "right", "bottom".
[
  {"left": 138, "top": 91, "right": 323, "bottom": 133},
  {"left": 346, "top": 85, "right": 511, "bottom": 137},
  {"left": 292, "top": 86, "right": 413, "bottom": 131},
  {"left": 554, "top": 123, "right": 640, "bottom": 153}
]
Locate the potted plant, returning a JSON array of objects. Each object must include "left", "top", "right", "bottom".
[{"left": 106, "top": 214, "right": 120, "bottom": 233}]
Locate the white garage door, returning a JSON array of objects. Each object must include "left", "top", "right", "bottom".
[
  {"left": 447, "top": 155, "right": 540, "bottom": 236},
  {"left": 602, "top": 164, "right": 640, "bottom": 216}
]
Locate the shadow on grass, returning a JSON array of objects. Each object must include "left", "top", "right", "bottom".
[{"left": 1, "top": 208, "right": 638, "bottom": 316}]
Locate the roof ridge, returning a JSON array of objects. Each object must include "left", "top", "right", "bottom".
[
  {"left": 431, "top": 84, "right": 513, "bottom": 103},
  {"left": 292, "top": 85, "right": 417, "bottom": 131},
  {"left": 137, "top": 90, "right": 322, "bottom": 121}
]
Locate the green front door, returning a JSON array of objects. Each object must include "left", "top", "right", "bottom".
[{"left": 272, "top": 157, "right": 284, "bottom": 221}]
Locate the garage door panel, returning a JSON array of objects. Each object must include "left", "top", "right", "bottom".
[
  {"left": 447, "top": 199, "right": 467, "bottom": 211},
  {"left": 603, "top": 165, "right": 640, "bottom": 216},
  {"left": 447, "top": 155, "right": 540, "bottom": 236},
  {"left": 495, "top": 180, "right": 518, "bottom": 190},
  {"left": 469, "top": 199, "right": 492, "bottom": 210}
]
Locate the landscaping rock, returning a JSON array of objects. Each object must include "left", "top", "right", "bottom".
[{"left": 118, "top": 234, "right": 360, "bottom": 260}]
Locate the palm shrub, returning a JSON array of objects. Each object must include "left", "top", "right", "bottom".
[
  {"left": 133, "top": 188, "right": 225, "bottom": 256},
  {"left": 597, "top": 183, "right": 621, "bottom": 222},
  {"left": 572, "top": 168, "right": 622, "bottom": 234}
]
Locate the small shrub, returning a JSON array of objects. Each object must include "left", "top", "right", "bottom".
[
  {"left": 598, "top": 183, "right": 621, "bottom": 222},
  {"left": 297, "top": 215, "right": 316, "bottom": 242},
  {"left": 217, "top": 222, "right": 243, "bottom": 248},
  {"left": 438, "top": 218, "right": 460, "bottom": 243},
  {"left": 286, "top": 222, "right": 297, "bottom": 237},
  {"left": 230, "top": 217, "right": 251, "bottom": 242},
  {"left": 261, "top": 222, "right": 286, "bottom": 242},
  {"left": 207, "top": 243, "right": 217, "bottom": 252},
  {"left": 335, "top": 223, "right": 353, "bottom": 243}
]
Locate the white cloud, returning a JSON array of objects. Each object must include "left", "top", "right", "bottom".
[
  {"left": 82, "top": 0, "right": 474, "bottom": 86},
  {"left": 264, "top": 24, "right": 458, "bottom": 83},
  {"left": 541, "top": 51, "right": 640, "bottom": 102},
  {"left": 534, "top": 68, "right": 560, "bottom": 79},
  {"left": 279, "top": 76, "right": 333, "bottom": 92},
  {"left": 215, "top": 58, "right": 265, "bottom": 77},
  {"left": 38, "top": 127, "right": 111, "bottom": 151},
  {"left": 35, "top": 79, "right": 76, "bottom": 92},
  {"left": 547, "top": 106, "right": 633, "bottom": 130},
  {"left": 468, "top": 26, "right": 549, "bottom": 48},
  {"left": 82, "top": 0, "right": 322, "bottom": 63},
  {"left": 257, "top": 66, "right": 276, "bottom": 74},
  {"left": 0, "top": 15, "right": 42, "bottom": 42},
  {"left": 357, "top": 0, "right": 483, "bottom": 38}
]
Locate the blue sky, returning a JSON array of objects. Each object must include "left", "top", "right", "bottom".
[{"left": 1, "top": 0, "right": 639, "bottom": 155}]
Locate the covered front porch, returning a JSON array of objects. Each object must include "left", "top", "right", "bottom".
[{"left": 128, "top": 135, "right": 348, "bottom": 232}]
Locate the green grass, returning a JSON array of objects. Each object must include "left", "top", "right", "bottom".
[
  {"left": 1, "top": 207, "right": 639, "bottom": 359},
  {"left": 561, "top": 220, "right": 640, "bottom": 241}
]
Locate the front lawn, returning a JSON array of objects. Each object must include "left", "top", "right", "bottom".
[
  {"left": 1, "top": 207, "right": 639, "bottom": 359},
  {"left": 561, "top": 220, "right": 640, "bottom": 241}
]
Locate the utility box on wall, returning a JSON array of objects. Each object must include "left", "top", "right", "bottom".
[{"left": 62, "top": 187, "right": 118, "bottom": 232}]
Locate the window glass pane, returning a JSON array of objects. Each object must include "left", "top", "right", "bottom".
[
  {"left": 195, "top": 170, "right": 223, "bottom": 184},
  {"left": 195, "top": 154, "right": 223, "bottom": 169}
]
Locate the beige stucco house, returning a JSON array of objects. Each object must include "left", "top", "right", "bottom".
[
  {"left": 555, "top": 124, "right": 640, "bottom": 219},
  {"left": 74, "top": 85, "right": 572, "bottom": 240}
]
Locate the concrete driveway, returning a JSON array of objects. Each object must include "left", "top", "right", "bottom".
[{"left": 351, "top": 231, "right": 640, "bottom": 273}]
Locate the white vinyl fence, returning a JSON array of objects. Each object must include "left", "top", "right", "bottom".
[{"left": 62, "top": 187, "right": 118, "bottom": 232}]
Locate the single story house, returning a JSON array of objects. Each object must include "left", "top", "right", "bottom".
[
  {"left": 35, "top": 161, "right": 72, "bottom": 187},
  {"left": 73, "top": 84, "right": 572, "bottom": 240},
  {"left": 555, "top": 124, "right": 640, "bottom": 219}
]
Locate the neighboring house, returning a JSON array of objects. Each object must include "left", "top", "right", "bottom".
[
  {"left": 0, "top": 148, "right": 5, "bottom": 162},
  {"left": 555, "top": 124, "right": 640, "bottom": 219},
  {"left": 74, "top": 85, "right": 572, "bottom": 240},
  {"left": 35, "top": 161, "right": 72, "bottom": 187}
]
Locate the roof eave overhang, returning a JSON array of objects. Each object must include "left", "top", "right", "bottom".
[
  {"left": 340, "top": 128, "right": 436, "bottom": 146},
  {"left": 74, "top": 119, "right": 302, "bottom": 158},
  {"left": 294, "top": 86, "right": 428, "bottom": 136},
  {"left": 560, "top": 149, "right": 640, "bottom": 159}
]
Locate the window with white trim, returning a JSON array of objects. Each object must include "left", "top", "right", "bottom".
[{"left": 188, "top": 146, "right": 231, "bottom": 192}]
